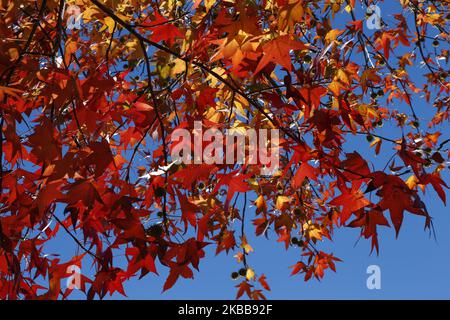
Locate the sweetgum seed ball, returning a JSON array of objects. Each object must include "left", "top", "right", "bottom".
[
  {"left": 293, "top": 207, "right": 302, "bottom": 216},
  {"left": 146, "top": 224, "right": 163, "bottom": 238},
  {"left": 155, "top": 187, "right": 166, "bottom": 197}
]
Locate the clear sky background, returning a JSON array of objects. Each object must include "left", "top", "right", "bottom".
[{"left": 41, "top": 1, "right": 450, "bottom": 299}]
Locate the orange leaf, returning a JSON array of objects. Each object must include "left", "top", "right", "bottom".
[{"left": 254, "top": 35, "right": 306, "bottom": 74}]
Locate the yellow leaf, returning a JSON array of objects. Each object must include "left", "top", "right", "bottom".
[
  {"left": 205, "top": 0, "right": 216, "bottom": 11},
  {"left": 100, "top": 16, "right": 116, "bottom": 34},
  {"left": 275, "top": 196, "right": 290, "bottom": 211},
  {"left": 303, "top": 221, "right": 323, "bottom": 241},
  {"left": 64, "top": 39, "right": 77, "bottom": 66},
  {"left": 81, "top": 6, "right": 102, "bottom": 21},
  {"left": 369, "top": 137, "right": 382, "bottom": 155},
  {"left": 159, "top": 64, "right": 171, "bottom": 79},
  {"left": 228, "top": 121, "right": 249, "bottom": 135},
  {"left": 246, "top": 268, "right": 255, "bottom": 281},
  {"left": 255, "top": 195, "right": 267, "bottom": 214},
  {"left": 278, "top": 0, "right": 304, "bottom": 32},
  {"left": 241, "top": 235, "right": 254, "bottom": 254},
  {"left": 360, "top": 105, "right": 379, "bottom": 119},
  {"left": 423, "top": 13, "right": 441, "bottom": 25},
  {"left": 204, "top": 106, "right": 222, "bottom": 122},
  {"left": 336, "top": 69, "right": 350, "bottom": 86},
  {"left": 242, "top": 243, "right": 253, "bottom": 254},
  {"left": 325, "top": 29, "right": 343, "bottom": 44},
  {"left": 125, "top": 38, "right": 138, "bottom": 50},
  {"left": 400, "top": 0, "right": 410, "bottom": 7},
  {"left": 207, "top": 67, "right": 227, "bottom": 87},
  {"left": 171, "top": 58, "right": 186, "bottom": 76},
  {"left": 232, "top": 94, "right": 249, "bottom": 119},
  {"left": 405, "top": 174, "right": 418, "bottom": 190},
  {"left": 328, "top": 80, "right": 341, "bottom": 96}
]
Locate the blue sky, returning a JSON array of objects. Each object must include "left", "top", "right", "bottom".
[{"left": 38, "top": 1, "right": 450, "bottom": 299}]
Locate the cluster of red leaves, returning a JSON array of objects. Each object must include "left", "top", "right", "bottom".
[{"left": 0, "top": 0, "right": 449, "bottom": 299}]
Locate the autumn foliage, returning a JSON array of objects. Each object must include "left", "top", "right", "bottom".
[{"left": 0, "top": 0, "right": 449, "bottom": 300}]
